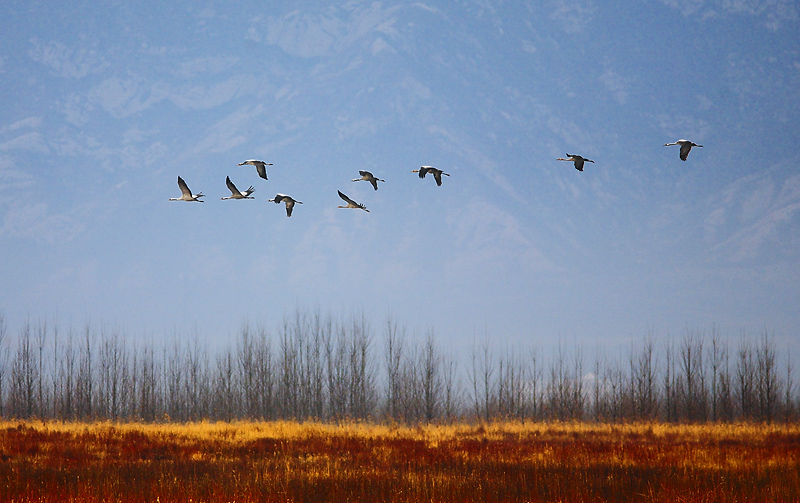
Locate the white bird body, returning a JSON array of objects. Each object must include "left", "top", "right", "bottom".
[
  {"left": 352, "top": 170, "right": 385, "bottom": 190},
  {"left": 269, "top": 194, "right": 302, "bottom": 217},
  {"left": 238, "top": 159, "right": 273, "bottom": 180},
  {"left": 337, "top": 190, "right": 369, "bottom": 212},
  {"left": 169, "top": 176, "right": 204, "bottom": 202},
  {"left": 221, "top": 176, "right": 255, "bottom": 200},
  {"left": 664, "top": 139, "right": 702, "bottom": 161},
  {"left": 412, "top": 166, "right": 450, "bottom": 186},
  {"left": 556, "top": 154, "right": 594, "bottom": 172}
]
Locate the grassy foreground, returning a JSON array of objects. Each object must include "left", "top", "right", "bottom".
[{"left": 0, "top": 419, "right": 798, "bottom": 502}]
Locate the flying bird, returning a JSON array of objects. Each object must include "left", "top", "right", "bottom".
[
  {"left": 557, "top": 154, "right": 594, "bottom": 172},
  {"left": 268, "top": 194, "right": 302, "bottom": 217},
  {"left": 169, "top": 176, "right": 204, "bottom": 202},
  {"left": 337, "top": 190, "right": 369, "bottom": 212},
  {"left": 352, "top": 170, "right": 385, "bottom": 190},
  {"left": 412, "top": 166, "right": 450, "bottom": 186},
  {"left": 238, "top": 159, "right": 273, "bottom": 180},
  {"left": 221, "top": 176, "right": 255, "bottom": 200},
  {"left": 664, "top": 139, "right": 703, "bottom": 161}
]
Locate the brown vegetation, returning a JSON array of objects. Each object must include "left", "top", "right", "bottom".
[{"left": 1, "top": 420, "right": 798, "bottom": 502}]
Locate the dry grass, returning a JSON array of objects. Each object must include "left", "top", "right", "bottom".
[{"left": 1, "top": 419, "right": 798, "bottom": 502}]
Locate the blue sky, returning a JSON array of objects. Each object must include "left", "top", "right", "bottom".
[{"left": 1, "top": 1, "right": 799, "bottom": 355}]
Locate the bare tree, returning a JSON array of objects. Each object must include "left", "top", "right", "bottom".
[
  {"left": 678, "top": 331, "right": 707, "bottom": 421},
  {"left": 383, "top": 316, "right": 405, "bottom": 421},
  {"left": 736, "top": 338, "right": 756, "bottom": 420},
  {"left": 529, "top": 345, "right": 543, "bottom": 420},
  {"left": 631, "top": 338, "right": 658, "bottom": 420},
  {"left": 138, "top": 342, "right": 159, "bottom": 421},
  {"left": 420, "top": 331, "right": 441, "bottom": 422},
  {"left": 10, "top": 320, "right": 37, "bottom": 418},
  {"left": 305, "top": 312, "right": 327, "bottom": 420},
  {"left": 709, "top": 328, "right": 725, "bottom": 422},
  {"left": 98, "top": 327, "right": 126, "bottom": 420},
  {"left": 470, "top": 335, "right": 494, "bottom": 421},
  {"left": 76, "top": 323, "right": 94, "bottom": 419},
  {"left": 326, "top": 323, "right": 349, "bottom": 421},
  {"left": 663, "top": 338, "right": 677, "bottom": 422},
  {"left": 237, "top": 323, "right": 258, "bottom": 419},
  {"left": 546, "top": 343, "right": 573, "bottom": 420},
  {"left": 347, "top": 314, "right": 375, "bottom": 420},
  {"left": 441, "top": 351, "right": 461, "bottom": 422},
  {"left": 716, "top": 339, "right": 734, "bottom": 422},
  {"left": 784, "top": 346, "right": 795, "bottom": 422},
  {"left": 35, "top": 320, "right": 47, "bottom": 418},
  {"left": 254, "top": 327, "right": 275, "bottom": 420},
  {"left": 497, "top": 346, "right": 528, "bottom": 421},
  {"left": 0, "top": 312, "right": 9, "bottom": 417},
  {"left": 164, "top": 337, "right": 184, "bottom": 421},
  {"left": 755, "top": 332, "right": 779, "bottom": 422},
  {"left": 213, "top": 348, "right": 236, "bottom": 421}
]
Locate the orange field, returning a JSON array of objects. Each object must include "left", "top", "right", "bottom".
[{"left": 1, "top": 420, "right": 798, "bottom": 502}]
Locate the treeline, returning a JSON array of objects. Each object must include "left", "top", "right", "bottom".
[{"left": 0, "top": 310, "right": 796, "bottom": 423}]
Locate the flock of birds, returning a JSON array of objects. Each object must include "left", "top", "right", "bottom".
[
  {"left": 169, "top": 159, "right": 452, "bottom": 215},
  {"left": 169, "top": 139, "right": 702, "bottom": 213}
]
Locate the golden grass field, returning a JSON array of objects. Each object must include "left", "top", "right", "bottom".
[{"left": 1, "top": 419, "right": 798, "bottom": 502}]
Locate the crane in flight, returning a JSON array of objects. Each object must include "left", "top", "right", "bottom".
[
  {"left": 221, "top": 176, "right": 255, "bottom": 200},
  {"left": 352, "top": 170, "right": 385, "bottom": 190},
  {"left": 412, "top": 166, "right": 450, "bottom": 186},
  {"left": 664, "top": 140, "right": 703, "bottom": 161},
  {"left": 268, "top": 194, "right": 302, "bottom": 217},
  {"left": 238, "top": 159, "right": 273, "bottom": 180},
  {"left": 169, "top": 176, "right": 204, "bottom": 202},
  {"left": 337, "top": 190, "right": 369, "bottom": 212},
  {"left": 557, "top": 154, "right": 594, "bottom": 172}
]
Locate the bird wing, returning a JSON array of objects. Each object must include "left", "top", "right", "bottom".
[
  {"left": 255, "top": 162, "right": 268, "bottom": 180},
  {"left": 177, "top": 176, "right": 192, "bottom": 196},
  {"left": 433, "top": 171, "right": 443, "bottom": 186},
  {"left": 338, "top": 190, "right": 355, "bottom": 205},
  {"left": 369, "top": 178, "right": 378, "bottom": 190},
  {"left": 418, "top": 166, "right": 431, "bottom": 179},
  {"left": 225, "top": 176, "right": 239, "bottom": 194},
  {"left": 359, "top": 170, "right": 371, "bottom": 177},
  {"left": 574, "top": 158, "right": 584, "bottom": 171},
  {"left": 285, "top": 199, "right": 295, "bottom": 217},
  {"left": 679, "top": 143, "right": 691, "bottom": 161}
]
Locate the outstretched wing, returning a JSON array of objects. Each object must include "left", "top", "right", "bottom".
[
  {"left": 255, "top": 162, "right": 268, "bottom": 180},
  {"left": 225, "top": 176, "right": 239, "bottom": 195},
  {"left": 177, "top": 176, "right": 192, "bottom": 196},
  {"left": 679, "top": 143, "right": 691, "bottom": 161},
  {"left": 338, "top": 190, "right": 355, "bottom": 205}
]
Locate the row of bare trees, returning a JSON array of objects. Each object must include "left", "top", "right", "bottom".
[{"left": 0, "top": 311, "right": 796, "bottom": 423}]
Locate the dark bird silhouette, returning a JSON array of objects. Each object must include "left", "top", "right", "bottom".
[
  {"left": 268, "top": 194, "right": 302, "bottom": 217},
  {"left": 557, "top": 154, "right": 594, "bottom": 172},
  {"left": 664, "top": 139, "right": 703, "bottom": 161},
  {"left": 352, "top": 170, "right": 385, "bottom": 190},
  {"left": 238, "top": 159, "right": 273, "bottom": 180},
  {"left": 412, "top": 166, "right": 450, "bottom": 186}
]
